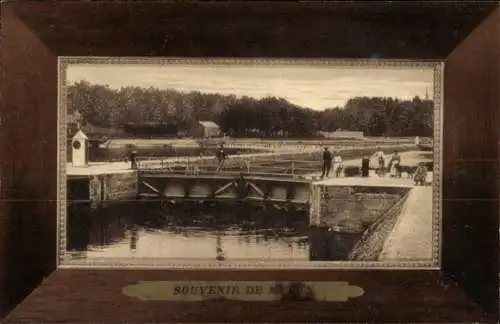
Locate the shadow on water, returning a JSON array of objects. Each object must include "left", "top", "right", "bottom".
[
  {"left": 66, "top": 200, "right": 310, "bottom": 260},
  {"left": 309, "top": 226, "right": 362, "bottom": 261},
  {"left": 66, "top": 202, "right": 136, "bottom": 251},
  {"left": 66, "top": 200, "right": 377, "bottom": 261}
]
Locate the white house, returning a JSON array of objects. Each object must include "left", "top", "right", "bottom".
[{"left": 193, "top": 121, "right": 221, "bottom": 138}]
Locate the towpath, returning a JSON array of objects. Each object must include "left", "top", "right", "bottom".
[{"left": 378, "top": 186, "right": 434, "bottom": 261}]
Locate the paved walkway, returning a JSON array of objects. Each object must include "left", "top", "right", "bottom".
[
  {"left": 312, "top": 172, "right": 419, "bottom": 188},
  {"left": 379, "top": 186, "right": 434, "bottom": 261},
  {"left": 67, "top": 162, "right": 136, "bottom": 176}
]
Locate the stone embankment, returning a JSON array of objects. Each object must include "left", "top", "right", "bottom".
[{"left": 348, "top": 189, "right": 411, "bottom": 261}]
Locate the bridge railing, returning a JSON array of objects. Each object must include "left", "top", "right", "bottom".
[
  {"left": 137, "top": 157, "right": 320, "bottom": 177},
  {"left": 136, "top": 142, "right": 418, "bottom": 176},
  {"left": 136, "top": 142, "right": 415, "bottom": 164},
  {"left": 137, "top": 156, "right": 360, "bottom": 178}
]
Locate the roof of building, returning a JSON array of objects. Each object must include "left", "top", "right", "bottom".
[
  {"left": 72, "top": 130, "right": 88, "bottom": 140},
  {"left": 334, "top": 129, "right": 363, "bottom": 133},
  {"left": 199, "top": 121, "right": 220, "bottom": 128}
]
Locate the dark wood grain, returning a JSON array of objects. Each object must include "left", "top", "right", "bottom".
[
  {"left": 1, "top": 269, "right": 488, "bottom": 323},
  {"left": 1, "top": 4, "right": 58, "bottom": 314},
  {"left": 7, "top": 1, "right": 498, "bottom": 58},
  {"left": 442, "top": 7, "right": 500, "bottom": 314},
  {"left": 1, "top": 1, "right": 498, "bottom": 322}
]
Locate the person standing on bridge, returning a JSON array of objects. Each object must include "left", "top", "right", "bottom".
[
  {"left": 388, "top": 151, "right": 402, "bottom": 177},
  {"left": 216, "top": 144, "right": 227, "bottom": 171},
  {"left": 372, "top": 147, "right": 386, "bottom": 177},
  {"left": 332, "top": 151, "right": 343, "bottom": 177},
  {"left": 361, "top": 156, "right": 370, "bottom": 177},
  {"left": 129, "top": 150, "right": 138, "bottom": 170},
  {"left": 321, "top": 147, "right": 333, "bottom": 178}
]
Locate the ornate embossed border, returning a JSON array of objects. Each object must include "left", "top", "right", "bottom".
[
  {"left": 3, "top": 2, "right": 499, "bottom": 322},
  {"left": 57, "top": 57, "right": 443, "bottom": 270}
]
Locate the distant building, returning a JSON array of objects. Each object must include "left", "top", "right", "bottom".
[
  {"left": 191, "top": 121, "right": 221, "bottom": 138},
  {"left": 318, "top": 129, "right": 364, "bottom": 140}
]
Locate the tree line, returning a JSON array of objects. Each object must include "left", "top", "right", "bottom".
[{"left": 67, "top": 80, "right": 434, "bottom": 138}]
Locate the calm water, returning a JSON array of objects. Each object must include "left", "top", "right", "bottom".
[{"left": 67, "top": 201, "right": 310, "bottom": 261}]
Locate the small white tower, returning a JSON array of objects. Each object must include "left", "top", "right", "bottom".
[{"left": 72, "top": 130, "right": 88, "bottom": 167}]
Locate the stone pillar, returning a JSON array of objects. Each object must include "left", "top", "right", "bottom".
[
  {"left": 309, "top": 184, "right": 321, "bottom": 226},
  {"left": 89, "top": 175, "right": 102, "bottom": 209},
  {"left": 71, "top": 130, "right": 89, "bottom": 167}
]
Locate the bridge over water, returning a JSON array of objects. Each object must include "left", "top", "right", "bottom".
[
  {"left": 66, "top": 144, "right": 434, "bottom": 262},
  {"left": 138, "top": 172, "right": 313, "bottom": 210},
  {"left": 67, "top": 144, "right": 427, "bottom": 207}
]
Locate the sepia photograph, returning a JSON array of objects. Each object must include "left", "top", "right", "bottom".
[{"left": 58, "top": 58, "right": 442, "bottom": 268}]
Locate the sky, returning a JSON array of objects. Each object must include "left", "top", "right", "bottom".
[{"left": 65, "top": 61, "right": 435, "bottom": 111}]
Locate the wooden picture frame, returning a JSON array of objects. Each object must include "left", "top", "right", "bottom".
[
  {"left": 57, "top": 57, "right": 443, "bottom": 270},
  {"left": 1, "top": 2, "right": 498, "bottom": 322}
]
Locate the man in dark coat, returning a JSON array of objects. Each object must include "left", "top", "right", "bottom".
[
  {"left": 130, "top": 150, "right": 138, "bottom": 169},
  {"left": 321, "top": 147, "right": 333, "bottom": 178},
  {"left": 216, "top": 144, "right": 227, "bottom": 171},
  {"left": 361, "top": 156, "right": 370, "bottom": 177}
]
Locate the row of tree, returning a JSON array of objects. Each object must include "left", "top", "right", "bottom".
[{"left": 67, "top": 80, "right": 434, "bottom": 137}]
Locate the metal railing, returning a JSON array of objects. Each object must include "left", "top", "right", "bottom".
[
  {"left": 136, "top": 142, "right": 417, "bottom": 177},
  {"left": 137, "top": 156, "right": 320, "bottom": 177}
]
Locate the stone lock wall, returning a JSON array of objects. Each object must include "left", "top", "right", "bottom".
[
  {"left": 318, "top": 186, "right": 405, "bottom": 233},
  {"left": 348, "top": 189, "right": 411, "bottom": 261},
  {"left": 89, "top": 172, "right": 138, "bottom": 207},
  {"left": 309, "top": 185, "right": 411, "bottom": 261}
]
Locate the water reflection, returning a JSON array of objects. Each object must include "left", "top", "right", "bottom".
[
  {"left": 67, "top": 201, "right": 309, "bottom": 261},
  {"left": 308, "top": 227, "right": 362, "bottom": 261}
]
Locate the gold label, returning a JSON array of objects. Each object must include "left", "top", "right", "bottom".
[{"left": 122, "top": 281, "right": 364, "bottom": 302}]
